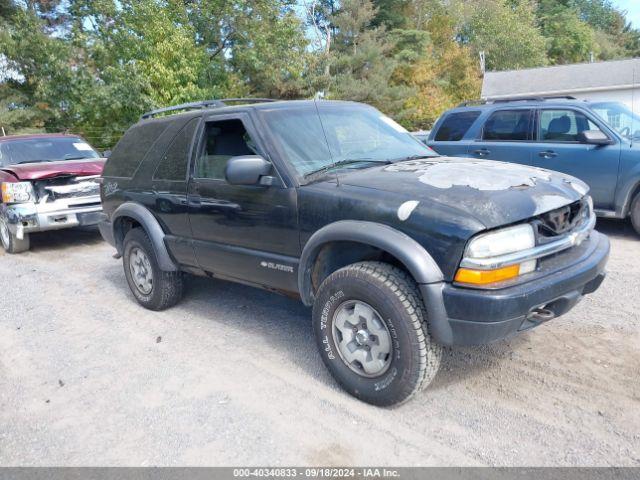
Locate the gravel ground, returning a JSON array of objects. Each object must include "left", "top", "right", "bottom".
[{"left": 0, "top": 219, "right": 638, "bottom": 466}]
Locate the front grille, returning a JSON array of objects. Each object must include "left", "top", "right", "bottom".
[
  {"left": 533, "top": 199, "right": 589, "bottom": 242},
  {"left": 34, "top": 176, "right": 100, "bottom": 202}
]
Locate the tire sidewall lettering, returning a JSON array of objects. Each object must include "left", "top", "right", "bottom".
[
  {"left": 385, "top": 316, "right": 401, "bottom": 361},
  {"left": 319, "top": 289, "right": 403, "bottom": 391},
  {"left": 320, "top": 289, "right": 344, "bottom": 331},
  {"left": 312, "top": 263, "right": 439, "bottom": 406},
  {"left": 319, "top": 290, "right": 344, "bottom": 361}
]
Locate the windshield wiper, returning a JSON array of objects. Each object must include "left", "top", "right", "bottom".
[
  {"left": 64, "top": 155, "right": 93, "bottom": 161},
  {"left": 304, "top": 158, "right": 390, "bottom": 178},
  {"left": 390, "top": 154, "right": 435, "bottom": 162}
]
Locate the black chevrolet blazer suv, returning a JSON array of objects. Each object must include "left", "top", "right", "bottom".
[{"left": 99, "top": 99, "right": 610, "bottom": 406}]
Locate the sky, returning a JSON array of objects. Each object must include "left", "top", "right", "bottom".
[{"left": 612, "top": 0, "right": 640, "bottom": 28}]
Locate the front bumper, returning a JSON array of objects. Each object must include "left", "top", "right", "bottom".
[
  {"left": 420, "top": 230, "right": 610, "bottom": 346},
  {"left": 2, "top": 195, "right": 105, "bottom": 238}
]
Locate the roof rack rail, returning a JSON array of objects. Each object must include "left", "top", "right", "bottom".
[
  {"left": 140, "top": 98, "right": 277, "bottom": 120},
  {"left": 457, "top": 95, "right": 578, "bottom": 107}
]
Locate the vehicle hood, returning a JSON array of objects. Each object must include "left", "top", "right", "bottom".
[
  {"left": 0, "top": 158, "right": 106, "bottom": 181},
  {"left": 338, "top": 157, "right": 589, "bottom": 229}
]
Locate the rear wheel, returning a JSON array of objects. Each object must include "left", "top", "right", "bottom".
[
  {"left": 0, "top": 216, "right": 30, "bottom": 254},
  {"left": 123, "top": 227, "right": 183, "bottom": 310},
  {"left": 631, "top": 194, "right": 640, "bottom": 236},
  {"left": 312, "top": 261, "right": 442, "bottom": 406}
]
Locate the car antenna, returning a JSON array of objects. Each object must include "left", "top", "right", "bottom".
[{"left": 313, "top": 96, "right": 341, "bottom": 187}]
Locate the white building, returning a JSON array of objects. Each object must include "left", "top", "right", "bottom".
[{"left": 481, "top": 58, "right": 640, "bottom": 114}]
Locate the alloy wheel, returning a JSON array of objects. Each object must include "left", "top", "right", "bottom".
[
  {"left": 331, "top": 300, "right": 393, "bottom": 378},
  {"left": 129, "top": 247, "right": 154, "bottom": 295}
]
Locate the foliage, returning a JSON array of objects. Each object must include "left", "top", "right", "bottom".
[
  {"left": 0, "top": 1, "right": 74, "bottom": 134},
  {"left": 391, "top": 10, "right": 481, "bottom": 130},
  {"left": 1, "top": 0, "right": 640, "bottom": 142},
  {"left": 539, "top": 1, "right": 596, "bottom": 64},
  {"left": 457, "top": 0, "right": 549, "bottom": 71},
  {"left": 320, "top": 0, "right": 410, "bottom": 116}
]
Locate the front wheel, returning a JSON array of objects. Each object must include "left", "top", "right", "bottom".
[
  {"left": 312, "top": 261, "right": 442, "bottom": 406},
  {"left": 0, "top": 216, "right": 30, "bottom": 254},
  {"left": 631, "top": 194, "right": 640, "bottom": 237}
]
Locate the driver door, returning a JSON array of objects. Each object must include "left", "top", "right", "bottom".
[
  {"left": 529, "top": 108, "right": 621, "bottom": 210},
  {"left": 187, "top": 112, "right": 299, "bottom": 293}
]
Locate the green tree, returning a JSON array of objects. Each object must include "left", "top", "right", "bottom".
[
  {"left": 539, "top": 2, "right": 596, "bottom": 64},
  {"left": 323, "top": 0, "right": 410, "bottom": 116},
  {"left": 538, "top": 0, "right": 640, "bottom": 62},
  {"left": 392, "top": 9, "right": 481, "bottom": 129},
  {"left": 0, "top": 1, "right": 73, "bottom": 134},
  {"left": 225, "top": 2, "right": 311, "bottom": 98},
  {"left": 1, "top": 0, "right": 311, "bottom": 145},
  {"left": 371, "top": 0, "right": 411, "bottom": 29},
  {"left": 458, "top": 0, "right": 548, "bottom": 71}
]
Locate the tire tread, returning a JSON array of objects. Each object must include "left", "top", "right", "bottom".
[{"left": 316, "top": 261, "right": 442, "bottom": 406}]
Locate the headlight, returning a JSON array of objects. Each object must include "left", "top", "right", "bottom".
[
  {"left": 455, "top": 224, "right": 537, "bottom": 286},
  {"left": 466, "top": 224, "right": 535, "bottom": 258},
  {"left": 1, "top": 182, "right": 36, "bottom": 204}
]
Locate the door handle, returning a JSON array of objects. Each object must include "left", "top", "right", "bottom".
[
  {"left": 202, "top": 199, "right": 242, "bottom": 211},
  {"left": 538, "top": 150, "right": 558, "bottom": 158},
  {"left": 473, "top": 149, "right": 490, "bottom": 157}
]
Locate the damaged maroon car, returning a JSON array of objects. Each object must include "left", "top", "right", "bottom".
[{"left": 0, "top": 134, "right": 105, "bottom": 253}]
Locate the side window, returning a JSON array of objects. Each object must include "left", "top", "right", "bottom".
[
  {"left": 482, "top": 110, "right": 532, "bottom": 141},
  {"left": 195, "top": 119, "right": 258, "bottom": 180},
  {"left": 154, "top": 118, "right": 199, "bottom": 181},
  {"left": 434, "top": 111, "right": 481, "bottom": 141},
  {"left": 538, "top": 109, "right": 601, "bottom": 142},
  {"left": 103, "top": 121, "right": 169, "bottom": 178}
]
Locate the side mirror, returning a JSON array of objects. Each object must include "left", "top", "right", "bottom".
[
  {"left": 102, "top": 150, "right": 112, "bottom": 158},
  {"left": 224, "top": 155, "right": 273, "bottom": 186},
  {"left": 578, "top": 130, "right": 613, "bottom": 146}
]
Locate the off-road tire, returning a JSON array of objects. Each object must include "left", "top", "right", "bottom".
[
  {"left": 123, "top": 227, "right": 183, "bottom": 311},
  {"left": 631, "top": 193, "right": 640, "bottom": 236},
  {"left": 312, "top": 261, "right": 442, "bottom": 406},
  {"left": 0, "top": 217, "right": 30, "bottom": 254}
]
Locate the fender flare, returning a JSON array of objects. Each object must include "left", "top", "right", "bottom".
[
  {"left": 297, "top": 220, "right": 444, "bottom": 306},
  {"left": 111, "top": 202, "right": 178, "bottom": 272}
]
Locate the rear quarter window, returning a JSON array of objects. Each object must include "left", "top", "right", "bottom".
[
  {"left": 434, "top": 111, "right": 481, "bottom": 141},
  {"left": 103, "top": 121, "right": 170, "bottom": 178},
  {"left": 153, "top": 118, "right": 200, "bottom": 181},
  {"left": 482, "top": 110, "right": 532, "bottom": 141}
]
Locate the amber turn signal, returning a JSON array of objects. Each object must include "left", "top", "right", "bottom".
[
  {"left": 1, "top": 183, "right": 11, "bottom": 203},
  {"left": 455, "top": 264, "right": 521, "bottom": 285}
]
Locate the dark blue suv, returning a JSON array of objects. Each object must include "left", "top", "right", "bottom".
[{"left": 427, "top": 97, "right": 640, "bottom": 235}]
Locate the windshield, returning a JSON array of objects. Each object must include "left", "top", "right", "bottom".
[
  {"left": 590, "top": 102, "right": 640, "bottom": 141},
  {"left": 259, "top": 103, "right": 436, "bottom": 177},
  {"left": 0, "top": 137, "right": 100, "bottom": 166}
]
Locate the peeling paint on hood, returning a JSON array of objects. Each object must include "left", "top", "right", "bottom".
[
  {"left": 386, "top": 159, "right": 552, "bottom": 191},
  {"left": 338, "top": 157, "right": 589, "bottom": 229},
  {"left": 397, "top": 200, "right": 420, "bottom": 221}
]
